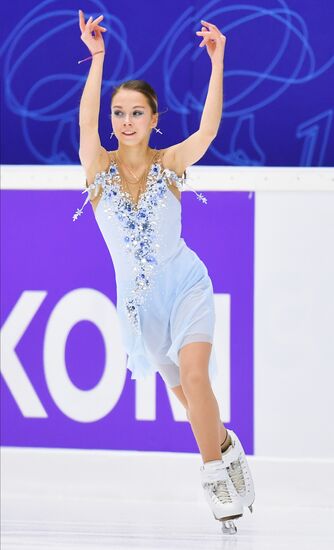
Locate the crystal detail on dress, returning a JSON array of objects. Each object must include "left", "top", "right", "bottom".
[
  {"left": 162, "top": 168, "right": 208, "bottom": 204},
  {"left": 72, "top": 158, "right": 208, "bottom": 332}
]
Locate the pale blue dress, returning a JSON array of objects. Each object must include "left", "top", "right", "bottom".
[{"left": 73, "top": 149, "right": 218, "bottom": 388}]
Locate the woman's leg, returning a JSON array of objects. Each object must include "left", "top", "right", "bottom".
[
  {"left": 177, "top": 341, "right": 225, "bottom": 463},
  {"left": 170, "top": 384, "right": 229, "bottom": 446}
]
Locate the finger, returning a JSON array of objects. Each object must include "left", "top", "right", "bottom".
[
  {"left": 86, "top": 15, "right": 93, "bottom": 26},
  {"left": 91, "top": 24, "right": 107, "bottom": 34},
  {"left": 94, "top": 26, "right": 106, "bottom": 35},
  {"left": 202, "top": 21, "right": 220, "bottom": 35},
  {"left": 78, "top": 9, "right": 86, "bottom": 32},
  {"left": 92, "top": 15, "right": 104, "bottom": 24},
  {"left": 201, "top": 25, "right": 219, "bottom": 35},
  {"left": 201, "top": 20, "right": 221, "bottom": 34},
  {"left": 200, "top": 21, "right": 211, "bottom": 30},
  {"left": 90, "top": 19, "right": 106, "bottom": 30},
  {"left": 198, "top": 25, "right": 213, "bottom": 33},
  {"left": 84, "top": 16, "right": 93, "bottom": 31},
  {"left": 91, "top": 20, "right": 101, "bottom": 30},
  {"left": 199, "top": 37, "right": 209, "bottom": 47},
  {"left": 200, "top": 34, "right": 216, "bottom": 47},
  {"left": 196, "top": 31, "right": 212, "bottom": 44},
  {"left": 94, "top": 28, "right": 107, "bottom": 38},
  {"left": 201, "top": 19, "right": 216, "bottom": 29}
]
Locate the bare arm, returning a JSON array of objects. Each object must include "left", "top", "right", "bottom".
[
  {"left": 199, "top": 62, "right": 223, "bottom": 137},
  {"left": 165, "top": 20, "right": 226, "bottom": 173},
  {"left": 79, "top": 53, "right": 109, "bottom": 180},
  {"left": 78, "top": 11, "right": 109, "bottom": 180},
  {"left": 79, "top": 52, "right": 105, "bottom": 128}
]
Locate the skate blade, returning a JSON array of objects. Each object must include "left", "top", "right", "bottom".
[
  {"left": 221, "top": 519, "right": 238, "bottom": 535},
  {"left": 214, "top": 514, "right": 243, "bottom": 535}
]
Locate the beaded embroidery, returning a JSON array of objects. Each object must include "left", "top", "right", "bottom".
[{"left": 72, "top": 157, "right": 208, "bottom": 333}]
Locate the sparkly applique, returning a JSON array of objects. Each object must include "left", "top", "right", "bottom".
[
  {"left": 162, "top": 168, "right": 208, "bottom": 204},
  {"left": 72, "top": 159, "right": 208, "bottom": 332}
]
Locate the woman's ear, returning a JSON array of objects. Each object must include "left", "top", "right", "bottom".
[{"left": 152, "top": 112, "right": 159, "bottom": 128}]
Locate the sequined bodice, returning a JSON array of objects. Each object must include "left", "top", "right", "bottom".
[{"left": 73, "top": 154, "right": 208, "bottom": 334}]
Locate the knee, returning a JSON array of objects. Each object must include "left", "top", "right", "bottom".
[{"left": 180, "top": 364, "right": 210, "bottom": 398}]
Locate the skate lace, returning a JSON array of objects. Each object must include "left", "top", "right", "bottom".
[
  {"left": 227, "top": 459, "right": 246, "bottom": 496},
  {"left": 211, "top": 480, "right": 233, "bottom": 504}
]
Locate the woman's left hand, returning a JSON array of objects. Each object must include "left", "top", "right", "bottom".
[{"left": 196, "top": 20, "right": 226, "bottom": 65}]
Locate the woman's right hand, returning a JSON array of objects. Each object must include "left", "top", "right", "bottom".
[{"left": 78, "top": 9, "right": 107, "bottom": 55}]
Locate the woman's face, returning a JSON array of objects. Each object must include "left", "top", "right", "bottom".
[{"left": 111, "top": 90, "right": 157, "bottom": 145}]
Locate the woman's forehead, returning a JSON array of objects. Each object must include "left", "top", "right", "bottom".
[{"left": 112, "top": 90, "right": 148, "bottom": 107}]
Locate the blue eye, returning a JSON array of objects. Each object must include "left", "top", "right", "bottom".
[{"left": 112, "top": 110, "right": 143, "bottom": 117}]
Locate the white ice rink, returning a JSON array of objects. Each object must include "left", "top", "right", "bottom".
[
  {"left": 2, "top": 498, "right": 334, "bottom": 550},
  {"left": 2, "top": 449, "right": 334, "bottom": 550}
]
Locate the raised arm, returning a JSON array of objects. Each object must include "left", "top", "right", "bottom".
[
  {"left": 78, "top": 10, "right": 109, "bottom": 182},
  {"left": 165, "top": 20, "right": 226, "bottom": 174}
]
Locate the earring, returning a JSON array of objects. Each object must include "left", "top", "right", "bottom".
[
  {"left": 154, "top": 127, "right": 163, "bottom": 135},
  {"left": 110, "top": 132, "right": 114, "bottom": 139}
]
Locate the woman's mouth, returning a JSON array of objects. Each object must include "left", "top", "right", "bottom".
[{"left": 122, "top": 131, "right": 136, "bottom": 136}]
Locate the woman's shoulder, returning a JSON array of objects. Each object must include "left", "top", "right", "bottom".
[
  {"left": 157, "top": 147, "right": 185, "bottom": 178},
  {"left": 83, "top": 147, "right": 113, "bottom": 188}
]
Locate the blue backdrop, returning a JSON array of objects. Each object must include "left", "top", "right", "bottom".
[{"left": 1, "top": 0, "right": 334, "bottom": 166}]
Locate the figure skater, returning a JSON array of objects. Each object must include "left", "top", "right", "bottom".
[{"left": 74, "top": 9, "right": 255, "bottom": 534}]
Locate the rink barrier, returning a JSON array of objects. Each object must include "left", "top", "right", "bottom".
[{"left": 1, "top": 164, "right": 334, "bottom": 191}]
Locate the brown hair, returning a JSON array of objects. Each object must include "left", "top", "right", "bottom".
[{"left": 111, "top": 79, "right": 159, "bottom": 115}]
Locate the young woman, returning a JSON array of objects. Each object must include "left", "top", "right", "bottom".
[{"left": 75, "top": 10, "right": 255, "bottom": 534}]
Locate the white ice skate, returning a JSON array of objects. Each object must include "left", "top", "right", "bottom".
[
  {"left": 200, "top": 459, "right": 243, "bottom": 534},
  {"left": 222, "top": 429, "right": 255, "bottom": 514}
]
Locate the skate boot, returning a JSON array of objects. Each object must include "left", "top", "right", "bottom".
[
  {"left": 221, "top": 429, "right": 255, "bottom": 514},
  {"left": 200, "top": 459, "right": 243, "bottom": 534}
]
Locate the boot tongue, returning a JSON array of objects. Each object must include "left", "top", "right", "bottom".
[
  {"left": 203, "top": 459, "right": 223, "bottom": 470},
  {"left": 221, "top": 444, "right": 232, "bottom": 456}
]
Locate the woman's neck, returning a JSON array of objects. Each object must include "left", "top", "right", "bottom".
[{"left": 116, "top": 144, "right": 156, "bottom": 169}]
